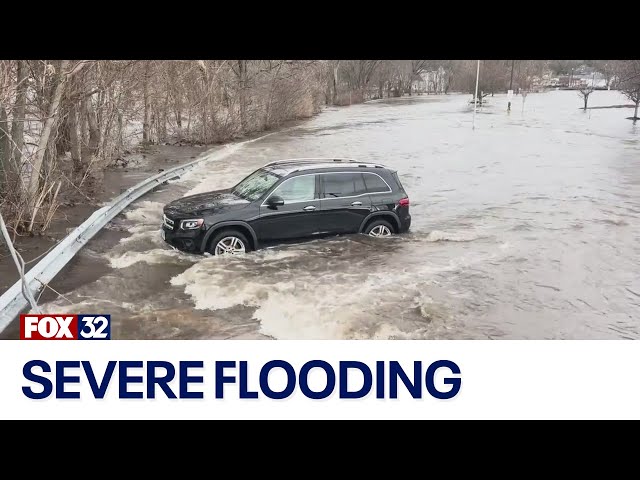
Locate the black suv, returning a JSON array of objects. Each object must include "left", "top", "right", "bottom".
[{"left": 161, "top": 158, "right": 411, "bottom": 255}]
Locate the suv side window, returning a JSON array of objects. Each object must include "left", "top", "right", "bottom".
[
  {"left": 363, "top": 173, "right": 391, "bottom": 193},
  {"left": 270, "top": 174, "right": 317, "bottom": 203},
  {"left": 322, "top": 172, "right": 367, "bottom": 198}
]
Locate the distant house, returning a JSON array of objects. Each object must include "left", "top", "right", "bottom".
[
  {"left": 558, "top": 76, "right": 572, "bottom": 87},
  {"left": 583, "top": 73, "right": 607, "bottom": 89},
  {"left": 537, "top": 70, "right": 558, "bottom": 88},
  {"left": 411, "top": 67, "right": 448, "bottom": 94},
  {"left": 539, "top": 77, "right": 560, "bottom": 88},
  {"left": 411, "top": 73, "right": 427, "bottom": 93},
  {"left": 573, "top": 78, "right": 588, "bottom": 88},
  {"left": 554, "top": 71, "right": 608, "bottom": 89}
]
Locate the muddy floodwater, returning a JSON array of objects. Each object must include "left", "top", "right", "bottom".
[{"left": 3, "top": 90, "right": 639, "bottom": 340}]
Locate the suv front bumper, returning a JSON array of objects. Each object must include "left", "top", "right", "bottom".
[{"left": 161, "top": 226, "right": 205, "bottom": 253}]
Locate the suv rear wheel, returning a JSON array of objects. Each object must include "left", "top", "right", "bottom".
[
  {"left": 208, "top": 229, "right": 250, "bottom": 256},
  {"left": 363, "top": 219, "right": 395, "bottom": 237}
]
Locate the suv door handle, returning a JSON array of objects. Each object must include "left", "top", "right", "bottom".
[
  {"left": 351, "top": 201, "right": 362, "bottom": 206},
  {"left": 303, "top": 205, "right": 316, "bottom": 211}
]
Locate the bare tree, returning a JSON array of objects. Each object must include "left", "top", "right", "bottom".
[
  {"left": 11, "top": 60, "right": 27, "bottom": 168},
  {"left": 235, "top": 60, "right": 248, "bottom": 133},
  {"left": 482, "top": 60, "right": 509, "bottom": 95},
  {"left": 389, "top": 60, "right": 413, "bottom": 97},
  {"left": 411, "top": 60, "right": 430, "bottom": 76},
  {"left": 371, "top": 61, "right": 394, "bottom": 99},
  {"left": 167, "top": 61, "right": 183, "bottom": 141},
  {"left": 616, "top": 60, "right": 640, "bottom": 121},
  {"left": 142, "top": 61, "right": 152, "bottom": 144},
  {"left": 0, "top": 61, "right": 14, "bottom": 192},
  {"left": 27, "top": 60, "right": 69, "bottom": 201},
  {"left": 549, "top": 60, "right": 583, "bottom": 76},
  {"left": 451, "top": 60, "right": 505, "bottom": 105},
  {"left": 513, "top": 60, "right": 547, "bottom": 91},
  {"left": 332, "top": 60, "right": 340, "bottom": 104},
  {"left": 408, "top": 61, "right": 432, "bottom": 95},
  {"left": 0, "top": 105, "right": 8, "bottom": 189},
  {"left": 577, "top": 85, "right": 594, "bottom": 110},
  {"left": 340, "top": 60, "right": 381, "bottom": 101}
]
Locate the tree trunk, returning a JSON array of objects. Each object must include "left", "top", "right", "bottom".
[
  {"left": 27, "top": 60, "right": 69, "bottom": 201},
  {"left": 150, "top": 110, "right": 156, "bottom": 143},
  {"left": 55, "top": 108, "right": 71, "bottom": 157},
  {"left": 11, "top": 60, "right": 28, "bottom": 168},
  {"left": 68, "top": 102, "right": 82, "bottom": 171},
  {"left": 169, "top": 62, "right": 182, "bottom": 141},
  {"left": 117, "top": 111, "right": 123, "bottom": 155},
  {"left": 238, "top": 60, "right": 247, "bottom": 134},
  {"left": 175, "top": 95, "right": 182, "bottom": 142},
  {"left": 101, "top": 89, "right": 115, "bottom": 160},
  {"left": 264, "top": 62, "right": 283, "bottom": 129},
  {"left": 198, "top": 63, "right": 208, "bottom": 144},
  {"left": 324, "top": 77, "right": 331, "bottom": 104},
  {"left": 86, "top": 96, "right": 100, "bottom": 158},
  {"left": 201, "top": 103, "right": 208, "bottom": 144},
  {"left": 187, "top": 107, "right": 191, "bottom": 140},
  {"left": 332, "top": 63, "right": 340, "bottom": 105},
  {"left": 584, "top": 95, "right": 588, "bottom": 110},
  {"left": 161, "top": 89, "right": 169, "bottom": 142},
  {"left": 634, "top": 101, "right": 639, "bottom": 120},
  {"left": 143, "top": 61, "right": 151, "bottom": 144},
  {"left": 0, "top": 106, "right": 9, "bottom": 189}
]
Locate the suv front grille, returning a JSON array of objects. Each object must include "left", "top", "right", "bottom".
[{"left": 163, "top": 214, "right": 175, "bottom": 230}]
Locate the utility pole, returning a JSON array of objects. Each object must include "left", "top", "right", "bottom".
[
  {"left": 508, "top": 60, "right": 515, "bottom": 112},
  {"left": 473, "top": 60, "right": 480, "bottom": 130}
]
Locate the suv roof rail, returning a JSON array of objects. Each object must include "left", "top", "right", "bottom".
[
  {"left": 288, "top": 164, "right": 388, "bottom": 173},
  {"left": 261, "top": 157, "right": 361, "bottom": 168}
]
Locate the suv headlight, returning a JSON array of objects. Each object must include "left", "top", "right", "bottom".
[{"left": 180, "top": 219, "right": 204, "bottom": 230}]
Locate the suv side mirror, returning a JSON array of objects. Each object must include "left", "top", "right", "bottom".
[{"left": 266, "top": 195, "right": 284, "bottom": 208}]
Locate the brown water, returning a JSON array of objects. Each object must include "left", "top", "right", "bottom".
[{"left": 3, "top": 91, "right": 639, "bottom": 340}]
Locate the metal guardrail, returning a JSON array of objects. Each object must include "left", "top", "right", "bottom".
[{"left": 0, "top": 143, "right": 241, "bottom": 334}]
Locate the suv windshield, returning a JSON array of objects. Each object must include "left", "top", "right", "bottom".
[{"left": 232, "top": 169, "right": 280, "bottom": 201}]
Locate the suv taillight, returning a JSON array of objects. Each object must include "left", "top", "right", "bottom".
[{"left": 398, "top": 197, "right": 409, "bottom": 207}]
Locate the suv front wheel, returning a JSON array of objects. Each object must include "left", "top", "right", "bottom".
[
  {"left": 363, "top": 219, "right": 395, "bottom": 237},
  {"left": 208, "top": 229, "right": 250, "bottom": 256}
]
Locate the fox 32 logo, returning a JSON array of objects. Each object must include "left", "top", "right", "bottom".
[{"left": 20, "top": 315, "right": 111, "bottom": 340}]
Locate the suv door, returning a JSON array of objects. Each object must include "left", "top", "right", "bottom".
[
  {"left": 319, "top": 172, "right": 373, "bottom": 234},
  {"left": 253, "top": 174, "right": 321, "bottom": 241}
]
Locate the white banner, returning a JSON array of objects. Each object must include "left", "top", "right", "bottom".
[{"left": 1, "top": 340, "right": 638, "bottom": 420}]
